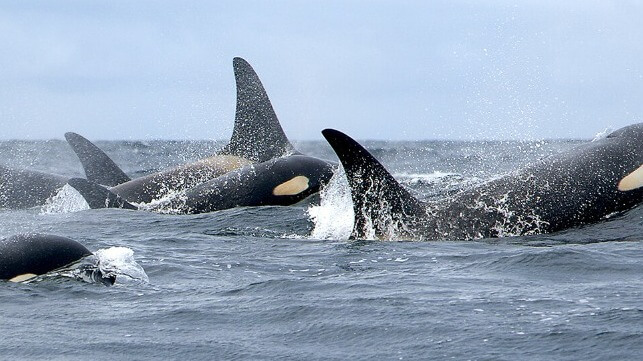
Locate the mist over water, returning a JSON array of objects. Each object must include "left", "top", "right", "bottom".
[{"left": 0, "top": 139, "right": 641, "bottom": 360}]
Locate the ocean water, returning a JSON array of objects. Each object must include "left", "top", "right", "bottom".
[{"left": 0, "top": 139, "right": 641, "bottom": 360}]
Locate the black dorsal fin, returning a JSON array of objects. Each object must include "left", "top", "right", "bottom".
[
  {"left": 67, "top": 178, "right": 137, "bottom": 210},
  {"left": 219, "top": 57, "right": 297, "bottom": 162},
  {"left": 321, "top": 129, "right": 427, "bottom": 239},
  {"left": 65, "top": 132, "right": 131, "bottom": 186}
]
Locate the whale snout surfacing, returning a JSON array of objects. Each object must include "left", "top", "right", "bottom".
[
  {"left": 618, "top": 164, "right": 643, "bottom": 191},
  {"left": 0, "top": 234, "right": 90, "bottom": 282},
  {"left": 0, "top": 234, "right": 114, "bottom": 285}
]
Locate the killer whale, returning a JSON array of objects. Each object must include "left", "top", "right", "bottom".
[
  {"left": 66, "top": 57, "right": 301, "bottom": 204},
  {"left": 0, "top": 136, "right": 126, "bottom": 209},
  {"left": 0, "top": 166, "right": 67, "bottom": 209},
  {"left": 321, "top": 124, "right": 643, "bottom": 240},
  {"left": 4, "top": 57, "right": 287, "bottom": 209},
  {"left": 0, "top": 233, "right": 114, "bottom": 285},
  {"left": 66, "top": 131, "right": 252, "bottom": 203},
  {"left": 68, "top": 154, "right": 335, "bottom": 214}
]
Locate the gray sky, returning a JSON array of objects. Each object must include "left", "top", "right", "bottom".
[{"left": 0, "top": 0, "right": 642, "bottom": 140}]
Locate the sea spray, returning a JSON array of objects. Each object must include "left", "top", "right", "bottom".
[
  {"left": 136, "top": 188, "right": 188, "bottom": 214},
  {"left": 308, "top": 166, "right": 354, "bottom": 240},
  {"left": 41, "top": 184, "right": 90, "bottom": 214},
  {"left": 95, "top": 247, "right": 149, "bottom": 283},
  {"left": 309, "top": 169, "right": 466, "bottom": 240},
  {"left": 592, "top": 127, "right": 613, "bottom": 141}
]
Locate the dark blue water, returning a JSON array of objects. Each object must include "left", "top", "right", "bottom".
[{"left": 1, "top": 139, "right": 641, "bottom": 360}]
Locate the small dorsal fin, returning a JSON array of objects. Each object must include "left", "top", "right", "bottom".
[
  {"left": 65, "top": 132, "right": 131, "bottom": 186},
  {"left": 321, "top": 129, "right": 427, "bottom": 239},
  {"left": 67, "top": 178, "right": 137, "bottom": 210},
  {"left": 219, "top": 57, "right": 297, "bottom": 162}
]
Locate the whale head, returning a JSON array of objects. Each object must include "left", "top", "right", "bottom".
[{"left": 603, "top": 123, "right": 643, "bottom": 192}]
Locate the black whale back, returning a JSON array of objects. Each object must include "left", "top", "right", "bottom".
[{"left": 0, "top": 234, "right": 92, "bottom": 280}]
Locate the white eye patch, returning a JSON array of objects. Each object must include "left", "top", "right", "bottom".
[
  {"left": 273, "top": 176, "right": 310, "bottom": 196},
  {"left": 618, "top": 164, "right": 643, "bottom": 191}
]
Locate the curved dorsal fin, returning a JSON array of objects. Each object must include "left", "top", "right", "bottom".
[
  {"left": 219, "top": 57, "right": 297, "bottom": 162},
  {"left": 65, "top": 132, "right": 131, "bottom": 186},
  {"left": 321, "top": 129, "right": 426, "bottom": 239}
]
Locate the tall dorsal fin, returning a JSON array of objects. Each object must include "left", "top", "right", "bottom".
[
  {"left": 67, "top": 178, "right": 137, "bottom": 210},
  {"left": 219, "top": 57, "right": 297, "bottom": 162},
  {"left": 65, "top": 132, "right": 131, "bottom": 186},
  {"left": 321, "top": 129, "right": 427, "bottom": 239}
]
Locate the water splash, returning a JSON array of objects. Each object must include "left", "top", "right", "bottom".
[
  {"left": 21, "top": 247, "right": 148, "bottom": 286},
  {"left": 395, "top": 171, "right": 460, "bottom": 184},
  {"left": 51, "top": 255, "right": 115, "bottom": 286},
  {"left": 40, "top": 184, "right": 90, "bottom": 214},
  {"left": 94, "top": 247, "right": 149, "bottom": 284},
  {"left": 450, "top": 176, "right": 550, "bottom": 239},
  {"left": 309, "top": 169, "right": 471, "bottom": 241},
  {"left": 484, "top": 194, "right": 549, "bottom": 238},
  {"left": 592, "top": 127, "right": 613, "bottom": 142},
  {"left": 354, "top": 196, "right": 411, "bottom": 241},
  {"left": 136, "top": 189, "right": 187, "bottom": 214},
  {"left": 308, "top": 166, "right": 354, "bottom": 240}
]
